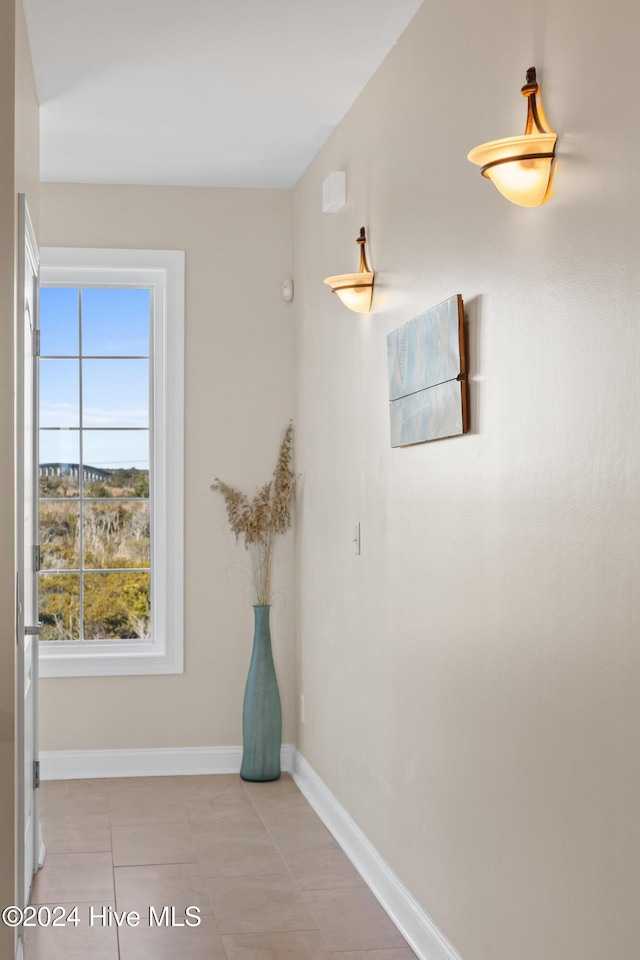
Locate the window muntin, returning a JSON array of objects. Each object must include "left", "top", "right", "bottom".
[{"left": 39, "top": 285, "right": 152, "bottom": 642}]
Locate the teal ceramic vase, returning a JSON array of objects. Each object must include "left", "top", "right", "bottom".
[{"left": 240, "top": 605, "right": 282, "bottom": 782}]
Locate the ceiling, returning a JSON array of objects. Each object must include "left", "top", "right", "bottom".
[{"left": 23, "top": 0, "right": 423, "bottom": 189}]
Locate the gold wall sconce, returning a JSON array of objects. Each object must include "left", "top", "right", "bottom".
[
  {"left": 324, "top": 227, "right": 374, "bottom": 313},
  {"left": 467, "top": 67, "right": 557, "bottom": 207}
]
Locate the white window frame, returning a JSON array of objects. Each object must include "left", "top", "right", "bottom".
[{"left": 38, "top": 248, "right": 184, "bottom": 677}]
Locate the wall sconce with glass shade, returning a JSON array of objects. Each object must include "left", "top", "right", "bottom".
[
  {"left": 467, "top": 67, "right": 557, "bottom": 207},
  {"left": 324, "top": 227, "right": 374, "bottom": 313}
]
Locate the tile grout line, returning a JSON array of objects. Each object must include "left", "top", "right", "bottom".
[
  {"left": 107, "top": 794, "right": 122, "bottom": 960},
  {"left": 243, "top": 780, "right": 299, "bottom": 883},
  {"left": 247, "top": 778, "right": 413, "bottom": 956},
  {"left": 247, "top": 779, "right": 368, "bottom": 892},
  {"left": 181, "top": 783, "right": 230, "bottom": 954},
  {"left": 202, "top": 777, "right": 321, "bottom": 951},
  {"left": 205, "top": 776, "right": 335, "bottom": 950},
  {"left": 242, "top": 777, "right": 344, "bottom": 958}
]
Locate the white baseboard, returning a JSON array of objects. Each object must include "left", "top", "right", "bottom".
[
  {"left": 40, "top": 744, "right": 296, "bottom": 780},
  {"left": 292, "top": 752, "right": 464, "bottom": 960},
  {"left": 37, "top": 833, "right": 47, "bottom": 871}
]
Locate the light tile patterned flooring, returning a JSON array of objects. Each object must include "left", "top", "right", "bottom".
[{"left": 26, "top": 773, "right": 418, "bottom": 960}]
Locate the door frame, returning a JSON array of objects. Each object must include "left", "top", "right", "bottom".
[{"left": 16, "top": 194, "right": 44, "bottom": 932}]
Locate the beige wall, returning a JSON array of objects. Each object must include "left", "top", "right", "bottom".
[
  {"left": 39, "top": 184, "right": 295, "bottom": 750},
  {"left": 293, "top": 2, "right": 639, "bottom": 960}
]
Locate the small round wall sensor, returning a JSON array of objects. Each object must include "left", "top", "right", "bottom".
[{"left": 281, "top": 279, "right": 294, "bottom": 302}]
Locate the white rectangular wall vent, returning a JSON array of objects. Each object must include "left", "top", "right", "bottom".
[{"left": 322, "top": 171, "right": 346, "bottom": 213}]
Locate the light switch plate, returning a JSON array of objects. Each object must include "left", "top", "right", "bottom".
[{"left": 353, "top": 521, "right": 361, "bottom": 555}]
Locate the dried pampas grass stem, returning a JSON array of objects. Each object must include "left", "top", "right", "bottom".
[{"left": 211, "top": 422, "right": 295, "bottom": 604}]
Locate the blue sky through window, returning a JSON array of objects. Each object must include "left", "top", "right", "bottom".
[
  {"left": 40, "top": 360, "right": 79, "bottom": 427},
  {"left": 40, "top": 287, "right": 151, "bottom": 472},
  {"left": 82, "top": 288, "right": 150, "bottom": 356},
  {"left": 40, "top": 287, "right": 79, "bottom": 355}
]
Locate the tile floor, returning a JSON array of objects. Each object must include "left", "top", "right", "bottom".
[{"left": 26, "top": 773, "right": 418, "bottom": 960}]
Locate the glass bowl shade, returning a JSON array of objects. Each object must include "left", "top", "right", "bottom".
[
  {"left": 323, "top": 272, "right": 374, "bottom": 313},
  {"left": 467, "top": 133, "right": 557, "bottom": 207}
]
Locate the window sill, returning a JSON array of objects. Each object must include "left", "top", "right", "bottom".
[{"left": 39, "top": 640, "right": 184, "bottom": 678}]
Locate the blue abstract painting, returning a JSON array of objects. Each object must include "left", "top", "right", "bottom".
[{"left": 387, "top": 295, "right": 468, "bottom": 446}]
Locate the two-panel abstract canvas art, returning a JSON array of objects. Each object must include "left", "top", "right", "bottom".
[{"left": 387, "top": 294, "right": 468, "bottom": 447}]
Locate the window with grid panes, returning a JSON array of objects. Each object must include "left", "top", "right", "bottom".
[{"left": 38, "top": 248, "right": 184, "bottom": 677}]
